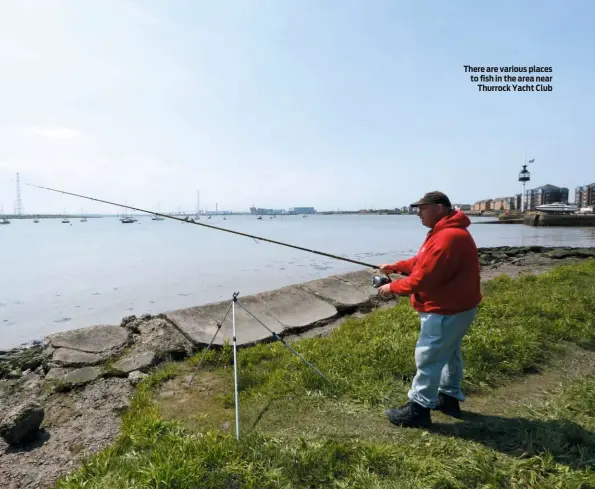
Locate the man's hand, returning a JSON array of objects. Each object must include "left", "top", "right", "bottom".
[
  {"left": 379, "top": 264, "right": 394, "bottom": 274},
  {"left": 378, "top": 283, "right": 393, "bottom": 298}
]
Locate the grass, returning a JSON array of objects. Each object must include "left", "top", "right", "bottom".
[{"left": 55, "top": 260, "right": 595, "bottom": 488}]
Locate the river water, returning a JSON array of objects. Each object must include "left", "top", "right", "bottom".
[{"left": 1, "top": 214, "right": 594, "bottom": 349}]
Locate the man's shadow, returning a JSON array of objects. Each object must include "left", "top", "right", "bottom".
[{"left": 431, "top": 411, "right": 595, "bottom": 470}]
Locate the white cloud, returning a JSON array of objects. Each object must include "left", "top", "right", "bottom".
[{"left": 30, "top": 126, "right": 81, "bottom": 141}]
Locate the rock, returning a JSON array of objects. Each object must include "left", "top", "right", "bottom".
[
  {"left": 545, "top": 248, "right": 595, "bottom": 260},
  {"left": 123, "top": 318, "right": 141, "bottom": 334},
  {"left": 0, "top": 362, "right": 10, "bottom": 379},
  {"left": 44, "top": 366, "right": 72, "bottom": 382},
  {"left": 120, "top": 315, "right": 137, "bottom": 327},
  {"left": 519, "top": 253, "right": 552, "bottom": 266},
  {"left": 112, "top": 351, "right": 156, "bottom": 374},
  {"left": 47, "top": 324, "right": 130, "bottom": 354},
  {"left": 21, "top": 372, "right": 42, "bottom": 391},
  {"left": 7, "top": 370, "right": 21, "bottom": 379},
  {"left": 128, "top": 371, "right": 147, "bottom": 386},
  {"left": 51, "top": 348, "right": 102, "bottom": 368},
  {"left": 0, "top": 379, "right": 17, "bottom": 404},
  {"left": 0, "top": 401, "right": 45, "bottom": 445},
  {"left": 0, "top": 345, "right": 46, "bottom": 375},
  {"left": 111, "top": 398, "right": 131, "bottom": 414},
  {"left": 61, "top": 366, "right": 102, "bottom": 388},
  {"left": 141, "top": 314, "right": 152, "bottom": 320},
  {"left": 133, "top": 317, "right": 194, "bottom": 360}
]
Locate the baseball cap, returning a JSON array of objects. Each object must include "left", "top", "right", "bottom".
[{"left": 410, "top": 191, "right": 452, "bottom": 207}]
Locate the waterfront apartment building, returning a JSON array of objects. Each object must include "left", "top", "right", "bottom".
[
  {"left": 491, "top": 196, "right": 516, "bottom": 211},
  {"left": 525, "top": 184, "right": 569, "bottom": 210},
  {"left": 472, "top": 199, "right": 493, "bottom": 212},
  {"left": 575, "top": 182, "right": 595, "bottom": 207}
]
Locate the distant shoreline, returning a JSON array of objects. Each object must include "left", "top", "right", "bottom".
[{"left": 1, "top": 211, "right": 487, "bottom": 218}]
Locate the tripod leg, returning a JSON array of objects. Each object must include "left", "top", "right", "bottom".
[
  {"left": 232, "top": 299, "right": 240, "bottom": 440},
  {"left": 235, "top": 300, "right": 332, "bottom": 386},
  {"left": 187, "top": 301, "right": 233, "bottom": 386}
]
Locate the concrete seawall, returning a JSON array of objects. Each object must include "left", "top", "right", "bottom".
[
  {"left": 2, "top": 246, "right": 595, "bottom": 388},
  {"left": 164, "top": 267, "right": 381, "bottom": 348},
  {"left": 524, "top": 214, "right": 595, "bottom": 226},
  {"left": 161, "top": 245, "right": 595, "bottom": 347}
]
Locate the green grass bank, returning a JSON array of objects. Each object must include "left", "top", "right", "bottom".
[{"left": 56, "top": 259, "right": 595, "bottom": 488}]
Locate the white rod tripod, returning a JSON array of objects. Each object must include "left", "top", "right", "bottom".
[{"left": 188, "top": 291, "right": 331, "bottom": 440}]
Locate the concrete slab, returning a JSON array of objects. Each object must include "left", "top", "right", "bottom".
[
  {"left": 47, "top": 325, "right": 130, "bottom": 354},
  {"left": 254, "top": 285, "right": 338, "bottom": 330},
  {"left": 300, "top": 276, "right": 370, "bottom": 309},
  {"left": 165, "top": 295, "right": 282, "bottom": 347},
  {"left": 133, "top": 318, "right": 194, "bottom": 358},
  {"left": 51, "top": 348, "right": 102, "bottom": 368},
  {"left": 61, "top": 366, "right": 102, "bottom": 388},
  {"left": 334, "top": 269, "right": 380, "bottom": 298},
  {"left": 112, "top": 350, "right": 156, "bottom": 374}
]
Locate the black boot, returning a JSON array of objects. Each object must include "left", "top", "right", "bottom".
[
  {"left": 385, "top": 401, "right": 432, "bottom": 428},
  {"left": 435, "top": 392, "right": 462, "bottom": 418}
]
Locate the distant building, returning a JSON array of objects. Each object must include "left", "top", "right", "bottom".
[
  {"left": 250, "top": 207, "right": 285, "bottom": 215},
  {"left": 515, "top": 193, "right": 522, "bottom": 211},
  {"left": 525, "top": 184, "right": 569, "bottom": 210},
  {"left": 575, "top": 182, "right": 595, "bottom": 208},
  {"left": 454, "top": 204, "right": 472, "bottom": 211},
  {"left": 491, "top": 196, "right": 516, "bottom": 211},
  {"left": 288, "top": 207, "right": 316, "bottom": 214},
  {"left": 472, "top": 199, "right": 493, "bottom": 212}
]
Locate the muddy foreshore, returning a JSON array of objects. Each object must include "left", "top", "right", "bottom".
[{"left": 1, "top": 245, "right": 595, "bottom": 489}]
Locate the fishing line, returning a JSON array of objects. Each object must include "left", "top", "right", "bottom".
[{"left": 25, "top": 183, "right": 383, "bottom": 270}]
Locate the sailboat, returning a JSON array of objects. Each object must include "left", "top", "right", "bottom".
[
  {"left": 119, "top": 201, "right": 135, "bottom": 223},
  {"left": 80, "top": 205, "right": 87, "bottom": 222},
  {"left": 195, "top": 190, "right": 201, "bottom": 220},
  {"left": 0, "top": 204, "right": 9, "bottom": 224},
  {"left": 120, "top": 210, "right": 135, "bottom": 223},
  {"left": 61, "top": 208, "right": 70, "bottom": 223},
  {"left": 152, "top": 202, "right": 165, "bottom": 220}
]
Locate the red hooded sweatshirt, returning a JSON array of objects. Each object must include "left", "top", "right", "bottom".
[{"left": 388, "top": 210, "right": 481, "bottom": 314}]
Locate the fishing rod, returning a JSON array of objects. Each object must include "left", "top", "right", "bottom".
[{"left": 25, "top": 183, "right": 385, "bottom": 271}]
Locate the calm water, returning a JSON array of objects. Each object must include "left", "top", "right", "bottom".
[{"left": 1, "top": 214, "right": 594, "bottom": 349}]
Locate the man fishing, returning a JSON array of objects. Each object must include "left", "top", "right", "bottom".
[
  {"left": 28, "top": 183, "right": 480, "bottom": 430},
  {"left": 377, "top": 191, "right": 481, "bottom": 428}
]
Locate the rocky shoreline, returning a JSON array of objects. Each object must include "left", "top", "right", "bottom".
[{"left": 1, "top": 245, "right": 595, "bottom": 489}]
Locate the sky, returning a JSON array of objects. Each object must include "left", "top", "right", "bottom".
[{"left": 0, "top": 0, "right": 594, "bottom": 214}]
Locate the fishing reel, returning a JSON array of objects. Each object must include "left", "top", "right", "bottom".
[{"left": 372, "top": 275, "right": 392, "bottom": 288}]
